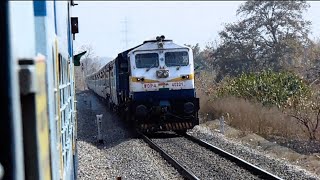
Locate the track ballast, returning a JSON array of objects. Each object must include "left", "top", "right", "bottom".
[{"left": 139, "top": 131, "right": 282, "bottom": 180}]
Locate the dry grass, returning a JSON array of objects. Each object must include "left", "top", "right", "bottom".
[
  {"left": 198, "top": 93, "right": 318, "bottom": 140},
  {"left": 195, "top": 70, "right": 320, "bottom": 140}
]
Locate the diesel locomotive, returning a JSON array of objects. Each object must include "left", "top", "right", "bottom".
[{"left": 87, "top": 36, "right": 200, "bottom": 132}]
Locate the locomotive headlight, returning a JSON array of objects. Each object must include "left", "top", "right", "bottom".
[
  {"left": 137, "top": 77, "right": 144, "bottom": 81},
  {"left": 163, "top": 71, "right": 169, "bottom": 77},
  {"left": 156, "top": 71, "right": 162, "bottom": 77},
  {"left": 156, "top": 70, "right": 169, "bottom": 78},
  {"left": 158, "top": 42, "right": 164, "bottom": 49},
  {"left": 184, "top": 102, "right": 194, "bottom": 114},
  {"left": 181, "top": 75, "right": 190, "bottom": 79}
]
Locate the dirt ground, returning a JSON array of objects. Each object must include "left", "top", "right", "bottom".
[{"left": 200, "top": 118, "right": 320, "bottom": 176}]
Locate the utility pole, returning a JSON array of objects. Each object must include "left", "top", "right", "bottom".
[{"left": 121, "top": 17, "right": 130, "bottom": 50}]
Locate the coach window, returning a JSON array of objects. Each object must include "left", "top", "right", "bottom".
[
  {"left": 135, "top": 53, "right": 159, "bottom": 68},
  {"left": 165, "top": 51, "right": 189, "bottom": 66}
]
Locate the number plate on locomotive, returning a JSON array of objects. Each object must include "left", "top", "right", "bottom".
[
  {"left": 143, "top": 83, "right": 159, "bottom": 91},
  {"left": 171, "top": 82, "right": 184, "bottom": 88}
]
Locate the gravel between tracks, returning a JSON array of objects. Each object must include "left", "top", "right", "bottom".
[
  {"left": 76, "top": 90, "right": 182, "bottom": 180},
  {"left": 189, "top": 125, "right": 320, "bottom": 180},
  {"left": 151, "top": 133, "right": 261, "bottom": 180}
]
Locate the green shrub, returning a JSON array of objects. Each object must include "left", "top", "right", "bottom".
[{"left": 218, "top": 70, "right": 311, "bottom": 108}]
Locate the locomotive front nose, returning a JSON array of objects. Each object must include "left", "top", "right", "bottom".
[
  {"left": 136, "top": 105, "right": 148, "bottom": 117},
  {"left": 184, "top": 102, "right": 195, "bottom": 114}
]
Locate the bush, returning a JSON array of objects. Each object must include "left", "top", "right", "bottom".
[
  {"left": 212, "top": 70, "right": 320, "bottom": 140},
  {"left": 218, "top": 70, "right": 311, "bottom": 108}
]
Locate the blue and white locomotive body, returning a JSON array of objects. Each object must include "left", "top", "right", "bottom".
[{"left": 87, "top": 36, "right": 199, "bottom": 132}]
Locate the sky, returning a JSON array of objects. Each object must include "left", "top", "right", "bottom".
[{"left": 72, "top": 1, "right": 320, "bottom": 59}]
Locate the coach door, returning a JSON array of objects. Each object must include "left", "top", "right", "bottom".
[
  {"left": 108, "top": 65, "right": 112, "bottom": 103},
  {"left": 109, "top": 64, "right": 118, "bottom": 106}
]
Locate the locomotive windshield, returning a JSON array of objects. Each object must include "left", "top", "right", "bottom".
[
  {"left": 165, "top": 51, "right": 189, "bottom": 66},
  {"left": 135, "top": 53, "right": 159, "bottom": 68}
]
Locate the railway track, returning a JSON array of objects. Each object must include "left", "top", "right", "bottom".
[{"left": 139, "top": 132, "right": 283, "bottom": 180}]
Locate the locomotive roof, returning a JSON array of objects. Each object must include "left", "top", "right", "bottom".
[
  {"left": 87, "top": 39, "right": 189, "bottom": 77},
  {"left": 128, "top": 40, "right": 188, "bottom": 55}
]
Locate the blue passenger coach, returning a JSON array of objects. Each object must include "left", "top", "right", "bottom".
[{"left": 1, "top": 1, "right": 81, "bottom": 179}]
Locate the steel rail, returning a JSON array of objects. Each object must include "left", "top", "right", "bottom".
[
  {"left": 184, "top": 134, "right": 283, "bottom": 180},
  {"left": 138, "top": 132, "right": 200, "bottom": 180}
]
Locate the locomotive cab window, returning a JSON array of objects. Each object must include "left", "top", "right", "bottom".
[
  {"left": 135, "top": 53, "right": 159, "bottom": 68},
  {"left": 165, "top": 51, "right": 189, "bottom": 66}
]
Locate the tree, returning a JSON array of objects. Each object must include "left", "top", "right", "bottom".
[
  {"left": 289, "top": 91, "right": 320, "bottom": 140},
  {"left": 238, "top": 1, "right": 311, "bottom": 66},
  {"left": 185, "top": 43, "right": 201, "bottom": 62},
  {"left": 76, "top": 45, "right": 97, "bottom": 75},
  {"left": 76, "top": 44, "right": 95, "bottom": 60},
  {"left": 212, "top": 1, "right": 312, "bottom": 80},
  {"left": 185, "top": 43, "right": 214, "bottom": 71},
  {"left": 74, "top": 45, "right": 97, "bottom": 90},
  {"left": 299, "top": 39, "right": 320, "bottom": 85}
]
